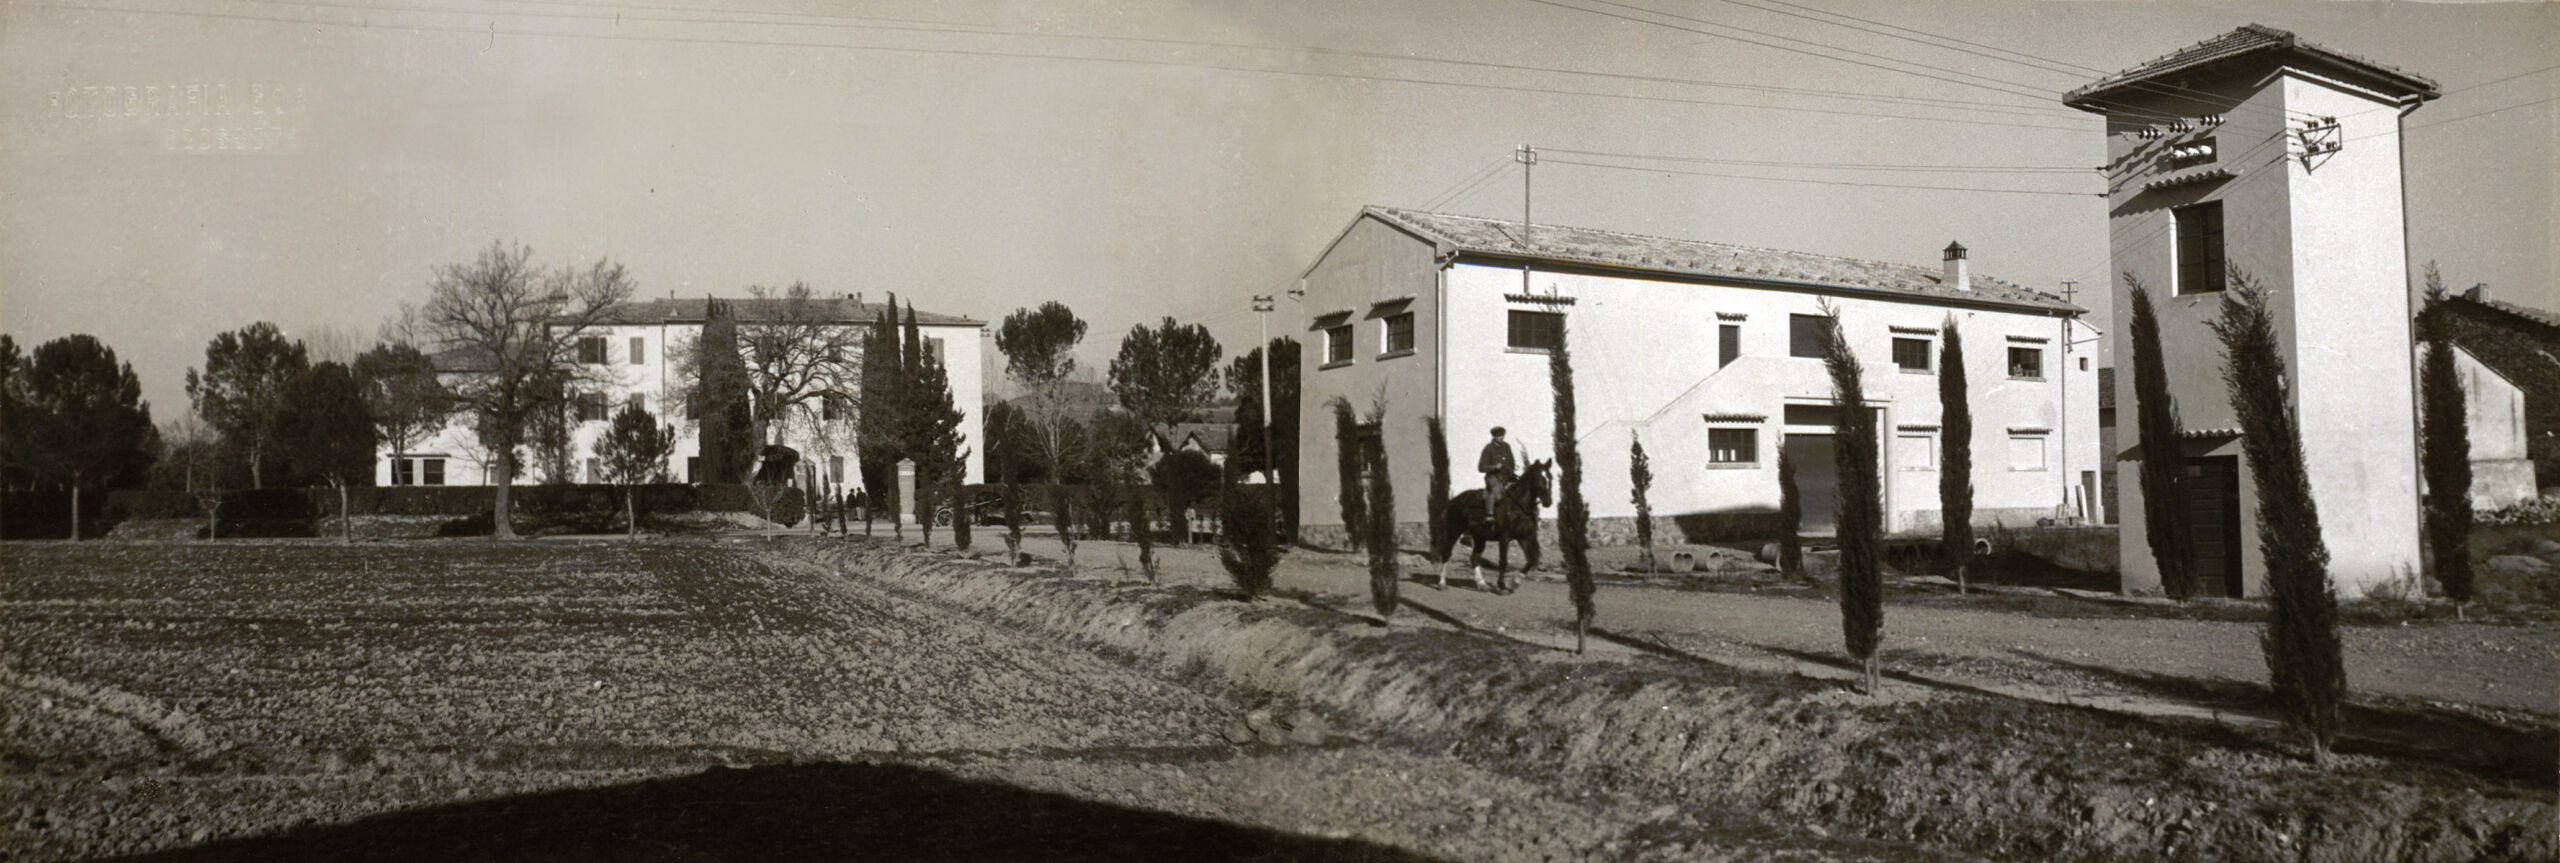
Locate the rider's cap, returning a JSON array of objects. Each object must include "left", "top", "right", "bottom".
[{"left": 1491, "top": 426, "right": 1505, "bottom": 436}]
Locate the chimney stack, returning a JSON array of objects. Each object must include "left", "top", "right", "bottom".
[
  {"left": 2464, "top": 283, "right": 2490, "bottom": 304},
  {"left": 1943, "top": 241, "right": 1970, "bottom": 291}
]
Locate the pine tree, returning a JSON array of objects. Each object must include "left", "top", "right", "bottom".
[
  {"left": 1552, "top": 325, "right": 1595, "bottom": 654},
  {"left": 2126, "top": 276, "right": 2199, "bottom": 600},
  {"left": 2211, "top": 269, "right": 2345, "bottom": 765},
  {"left": 856, "top": 301, "right": 902, "bottom": 527},
  {"left": 1938, "top": 317, "right": 1975, "bottom": 592},
  {"left": 1820, "top": 305, "right": 1884, "bottom": 694},
  {"left": 2418, "top": 265, "right": 2475, "bottom": 616}
]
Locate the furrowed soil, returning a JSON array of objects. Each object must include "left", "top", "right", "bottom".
[
  {"left": 773, "top": 535, "right": 2554, "bottom": 863},
  {"left": 1, "top": 539, "right": 1923, "bottom": 863}
]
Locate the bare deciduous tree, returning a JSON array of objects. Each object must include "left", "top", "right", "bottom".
[{"left": 413, "top": 242, "right": 636, "bottom": 539}]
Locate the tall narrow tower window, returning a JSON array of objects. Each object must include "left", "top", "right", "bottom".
[{"left": 2174, "top": 201, "right": 2226, "bottom": 295}]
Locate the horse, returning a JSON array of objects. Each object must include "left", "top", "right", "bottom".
[{"left": 1433, "top": 459, "right": 1553, "bottom": 593}]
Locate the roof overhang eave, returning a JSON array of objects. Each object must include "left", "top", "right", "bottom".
[{"left": 1445, "top": 248, "right": 2083, "bottom": 317}]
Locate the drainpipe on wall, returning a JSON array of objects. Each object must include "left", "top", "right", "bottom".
[{"left": 2397, "top": 94, "right": 2428, "bottom": 566}]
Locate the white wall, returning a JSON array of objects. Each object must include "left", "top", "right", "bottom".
[{"left": 1293, "top": 215, "right": 2095, "bottom": 541}]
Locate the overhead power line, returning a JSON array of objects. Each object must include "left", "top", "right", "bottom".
[
  {"left": 1540, "top": 146, "right": 2094, "bottom": 174},
  {"left": 1520, "top": 0, "right": 2068, "bottom": 107},
  {"left": 28, "top": 0, "right": 2102, "bottom": 133},
  {"left": 1545, "top": 156, "right": 2104, "bottom": 197}
]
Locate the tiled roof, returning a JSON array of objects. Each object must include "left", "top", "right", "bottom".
[
  {"left": 2065, "top": 24, "right": 2439, "bottom": 110},
  {"left": 1365, "top": 208, "right": 2078, "bottom": 314},
  {"left": 2464, "top": 295, "right": 2560, "bottom": 332},
  {"left": 1155, "top": 422, "right": 1234, "bottom": 453},
  {"left": 596, "top": 297, "right": 983, "bottom": 327}
]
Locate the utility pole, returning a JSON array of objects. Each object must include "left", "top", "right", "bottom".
[
  {"left": 1253, "top": 293, "right": 1276, "bottom": 484},
  {"left": 2058, "top": 279, "right": 2080, "bottom": 523},
  {"left": 1517, "top": 144, "right": 1537, "bottom": 293}
]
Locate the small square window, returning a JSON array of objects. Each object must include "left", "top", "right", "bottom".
[
  {"left": 2008, "top": 347, "right": 2043, "bottom": 379},
  {"left": 391, "top": 458, "right": 414, "bottom": 486},
  {"left": 629, "top": 393, "right": 647, "bottom": 416},
  {"left": 2009, "top": 433, "right": 2048, "bottom": 471},
  {"left": 422, "top": 459, "right": 446, "bottom": 486},
  {"left": 1788, "top": 314, "right": 1835, "bottom": 358},
  {"left": 1507, "top": 310, "right": 1564, "bottom": 353},
  {"left": 1892, "top": 337, "right": 1932, "bottom": 372},
  {"left": 578, "top": 336, "right": 607, "bottom": 364},
  {"left": 1324, "top": 324, "right": 1354, "bottom": 366},
  {"left": 821, "top": 394, "right": 846, "bottom": 421},
  {"left": 1896, "top": 433, "right": 1936, "bottom": 470},
  {"left": 1383, "top": 312, "right": 1415, "bottom": 355},
  {"left": 578, "top": 393, "right": 608, "bottom": 422},
  {"left": 629, "top": 337, "right": 646, "bottom": 365},
  {"left": 1708, "top": 427, "right": 1758, "bottom": 465}
]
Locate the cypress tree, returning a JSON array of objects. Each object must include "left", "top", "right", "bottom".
[
  {"left": 1820, "top": 307, "right": 1884, "bottom": 694},
  {"left": 1424, "top": 415, "right": 1452, "bottom": 558},
  {"left": 1329, "top": 396, "right": 1365, "bottom": 552},
  {"left": 1938, "top": 317, "right": 1975, "bottom": 592},
  {"left": 1778, "top": 443, "right": 1803, "bottom": 580},
  {"left": 2211, "top": 270, "right": 2345, "bottom": 765},
  {"left": 2126, "top": 276, "right": 2199, "bottom": 600},
  {"left": 2418, "top": 269, "right": 2474, "bottom": 616},
  {"left": 696, "top": 298, "right": 755, "bottom": 485},
  {"left": 1552, "top": 324, "right": 1595, "bottom": 654},
  {"left": 1365, "top": 401, "right": 1399, "bottom": 621},
  {"left": 1630, "top": 430, "right": 1655, "bottom": 573}
]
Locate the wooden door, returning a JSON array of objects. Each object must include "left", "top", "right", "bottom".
[{"left": 2184, "top": 456, "right": 2243, "bottom": 597}]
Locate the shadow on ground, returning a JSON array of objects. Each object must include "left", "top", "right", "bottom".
[
  {"left": 113, "top": 760, "right": 1440, "bottom": 863},
  {"left": 2019, "top": 651, "right": 2558, "bottom": 792}
]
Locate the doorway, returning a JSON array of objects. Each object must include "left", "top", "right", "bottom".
[
  {"left": 2184, "top": 456, "right": 2243, "bottom": 597},
  {"left": 1785, "top": 433, "right": 1838, "bottom": 536}
]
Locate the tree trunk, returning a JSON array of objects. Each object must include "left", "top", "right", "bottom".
[
  {"left": 492, "top": 458, "right": 517, "bottom": 539},
  {"left": 68, "top": 481, "right": 81, "bottom": 542},
  {"left": 339, "top": 483, "right": 352, "bottom": 544},
  {"left": 626, "top": 487, "right": 638, "bottom": 540},
  {"left": 249, "top": 444, "right": 263, "bottom": 490}
]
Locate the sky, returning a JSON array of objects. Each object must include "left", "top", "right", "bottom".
[{"left": 3, "top": 0, "right": 2552, "bottom": 417}]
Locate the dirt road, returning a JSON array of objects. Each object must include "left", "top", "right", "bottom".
[
  {"left": 1028, "top": 536, "right": 2558, "bottom": 718},
  {"left": 1, "top": 540, "right": 1927, "bottom": 862}
]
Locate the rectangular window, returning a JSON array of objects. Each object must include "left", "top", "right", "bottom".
[
  {"left": 629, "top": 337, "right": 646, "bottom": 365},
  {"left": 1506, "top": 310, "right": 1564, "bottom": 353},
  {"left": 828, "top": 456, "right": 845, "bottom": 484},
  {"left": 686, "top": 456, "right": 702, "bottom": 483},
  {"left": 578, "top": 393, "right": 608, "bottom": 422},
  {"left": 1896, "top": 433, "right": 1936, "bottom": 470},
  {"left": 821, "top": 394, "right": 844, "bottom": 421},
  {"left": 1788, "top": 314, "right": 1835, "bottom": 358},
  {"left": 1892, "top": 337, "right": 1932, "bottom": 372},
  {"left": 391, "top": 458, "right": 413, "bottom": 486},
  {"left": 1718, "top": 324, "right": 1740, "bottom": 368},
  {"left": 579, "top": 336, "right": 607, "bottom": 364},
  {"left": 926, "top": 336, "right": 946, "bottom": 366},
  {"left": 629, "top": 393, "right": 647, "bottom": 415},
  {"left": 2008, "top": 432, "right": 2048, "bottom": 471},
  {"left": 585, "top": 458, "right": 600, "bottom": 484},
  {"left": 1324, "top": 324, "right": 1354, "bottom": 366},
  {"left": 2008, "top": 347, "right": 2044, "bottom": 379},
  {"left": 1382, "top": 312, "right": 1415, "bottom": 355},
  {"left": 2174, "top": 201, "right": 2226, "bottom": 295},
  {"left": 1708, "top": 427, "right": 1758, "bottom": 465},
  {"left": 421, "top": 458, "right": 445, "bottom": 486}
]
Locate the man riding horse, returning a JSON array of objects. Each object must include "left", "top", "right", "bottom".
[
  {"left": 1435, "top": 450, "right": 1552, "bottom": 594},
  {"left": 1478, "top": 426, "right": 1516, "bottom": 522}
]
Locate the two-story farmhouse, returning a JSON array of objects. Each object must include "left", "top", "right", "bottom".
[
  {"left": 1296, "top": 207, "right": 2099, "bottom": 548},
  {"left": 378, "top": 294, "right": 986, "bottom": 491},
  {"left": 2067, "top": 25, "right": 2438, "bottom": 598}
]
